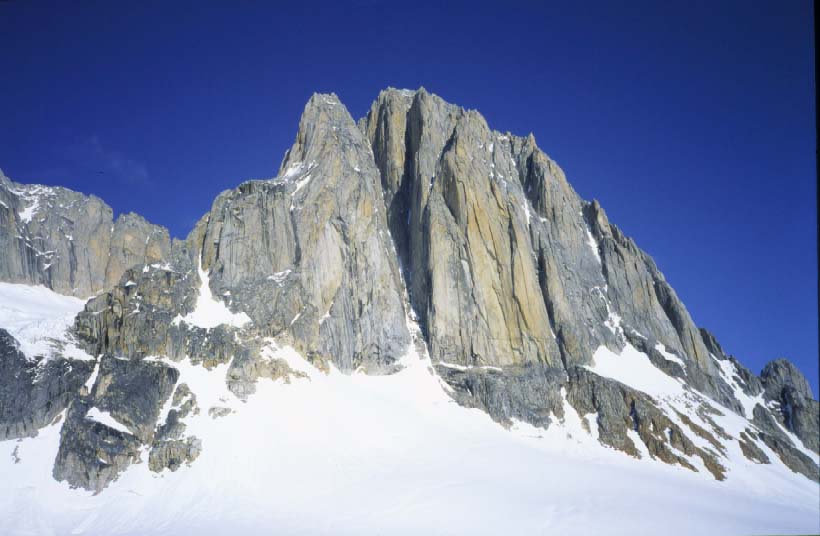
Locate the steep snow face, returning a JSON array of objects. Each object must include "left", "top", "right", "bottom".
[
  {"left": 0, "top": 282, "right": 93, "bottom": 361},
  {"left": 172, "top": 262, "right": 251, "bottom": 330},
  {"left": 0, "top": 311, "right": 818, "bottom": 536}
]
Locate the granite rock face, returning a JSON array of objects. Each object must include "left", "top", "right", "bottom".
[
  {"left": 0, "top": 171, "right": 170, "bottom": 297},
  {"left": 1, "top": 89, "right": 817, "bottom": 490},
  {"left": 149, "top": 382, "right": 202, "bottom": 473},
  {"left": 362, "top": 89, "right": 735, "bottom": 404},
  {"left": 75, "top": 93, "right": 410, "bottom": 372},
  {"left": 751, "top": 404, "right": 818, "bottom": 481},
  {"left": 363, "top": 89, "right": 564, "bottom": 369},
  {"left": 191, "top": 93, "right": 409, "bottom": 373},
  {"left": 362, "top": 88, "right": 817, "bottom": 479},
  {"left": 52, "top": 355, "right": 179, "bottom": 491},
  {"left": 52, "top": 396, "right": 145, "bottom": 494},
  {"left": 761, "top": 359, "right": 819, "bottom": 454},
  {"left": 0, "top": 329, "right": 93, "bottom": 440}
]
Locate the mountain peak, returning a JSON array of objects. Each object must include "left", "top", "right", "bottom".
[{"left": 0, "top": 87, "right": 817, "bottom": 534}]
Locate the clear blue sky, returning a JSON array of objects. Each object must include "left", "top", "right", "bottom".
[{"left": 1, "top": 1, "right": 816, "bottom": 391}]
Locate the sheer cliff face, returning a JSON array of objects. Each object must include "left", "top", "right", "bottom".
[
  {"left": 191, "top": 93, "right": 410, "bottom": 373},
  {"left": 362, "top": 89, "right": 722, "bottom": 393},
  {"left": 0, "top": 89, "right": 817, "bottom": 492},
  {"left": 366, "top": 90, "right": 562, "bottom": 369},
  {"left": 0, "top": 172, "right": 170, "bottom": 297}
]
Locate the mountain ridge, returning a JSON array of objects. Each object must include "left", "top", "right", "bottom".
[{"left": 0, "top": 88, "right": 817, "bottom": 500}]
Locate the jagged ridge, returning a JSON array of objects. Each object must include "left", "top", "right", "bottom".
[{"left": 0, "top": 89, "right": 816, "bottom": 493}]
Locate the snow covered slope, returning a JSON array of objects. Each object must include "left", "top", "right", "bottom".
[
  {"left": 0, "top": 291, "right": 817, "bottom": 535},
  {"left": 0, "top": 282, "right": 93, "bottom": 362}
]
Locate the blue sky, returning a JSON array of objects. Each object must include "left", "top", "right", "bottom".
[{"left": 0, "top": 1, "right": 816, "bottom": 391}]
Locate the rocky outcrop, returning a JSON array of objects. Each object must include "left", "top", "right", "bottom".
[
  {"left": 434, "top": 359, "right": 727, "bottom": 480},
  {"left": 225, "top": 340, "right": 309, "bottom": 399},
  {"left": 53, "top": 355, "right": 179, "bottom": 491},
  {"left": 0, "top": 329, "right": 93, "bottom": 440},
  {"left": 53, "top": 397, "right": 144, "bottom": 494},
  {"left": 105, "top": 213, "right": 171, "bottom": 289},
  {"left": 566, "top": 367, "right": 726, "bottom": 480},
  {"left": 73, "top": 253, "right": 234, "bottom": 366},
  {"left": 149, "top": 383, "right": 201, "bottom": 473},
  {"left": 738, "top": 429, "right": 770, "bottom": 464},
  {"left": 761, "top": 359, "right": 819, "bottom": 454},
  {"left": 0, "top": 171, "right": 170, "bottom": 297},
  {"left": 148, "top": 436, "right": 201, "bottom": 473},
  {"left": 435, "top": 362, "right": 566, "bottom": 428},
  {"left": 762, "top": 359, "right": 815, "bottom": 401},
  {"left": 698, "top": 327, "right": 764, "bottom": 407},
  {"left": 752, "top": 404, "right": 818, "bottom": 481},
  {"left": 699, "top": 328, "right": 818, "bottom": 470}
]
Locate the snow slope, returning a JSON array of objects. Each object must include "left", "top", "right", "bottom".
[
  {"left": 0, "top": 286, "right": 818, "bottom": 535},
  {"left": 0, "top": 282, "right": 93, "bottom": 361}
]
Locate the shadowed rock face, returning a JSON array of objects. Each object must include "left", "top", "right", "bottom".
[
  {"left": 0, "top": 172, "right": 170, "bottom": 297},
  {"left": 761, "top": 359, "right": 819, "bottom": 454},
  {"left": 53, "top": 356, "right": 179, "bottom": 492},
  {"left": 0, "top": 88, "right": 817, "bottom": 491},
  {"left": 0, "top": 329, "right": 93, "bottom": 441}
]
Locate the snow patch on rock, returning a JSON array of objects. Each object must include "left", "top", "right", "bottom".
[
  {"left": 85, "top": 408, "right": 133, "bottom": 436},
  {"left": 654, "top": 342, "right": 687, "bottom": 370},
  {"left": 172, "top": 262, "right": 251, "bottom": 330},
  {"left": 588, "top": 343, "right": 685, "bottom": 397}
]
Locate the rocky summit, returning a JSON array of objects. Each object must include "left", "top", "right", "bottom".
[{"left": 0, "top": 89, "right": 817, "bottom": 531}]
